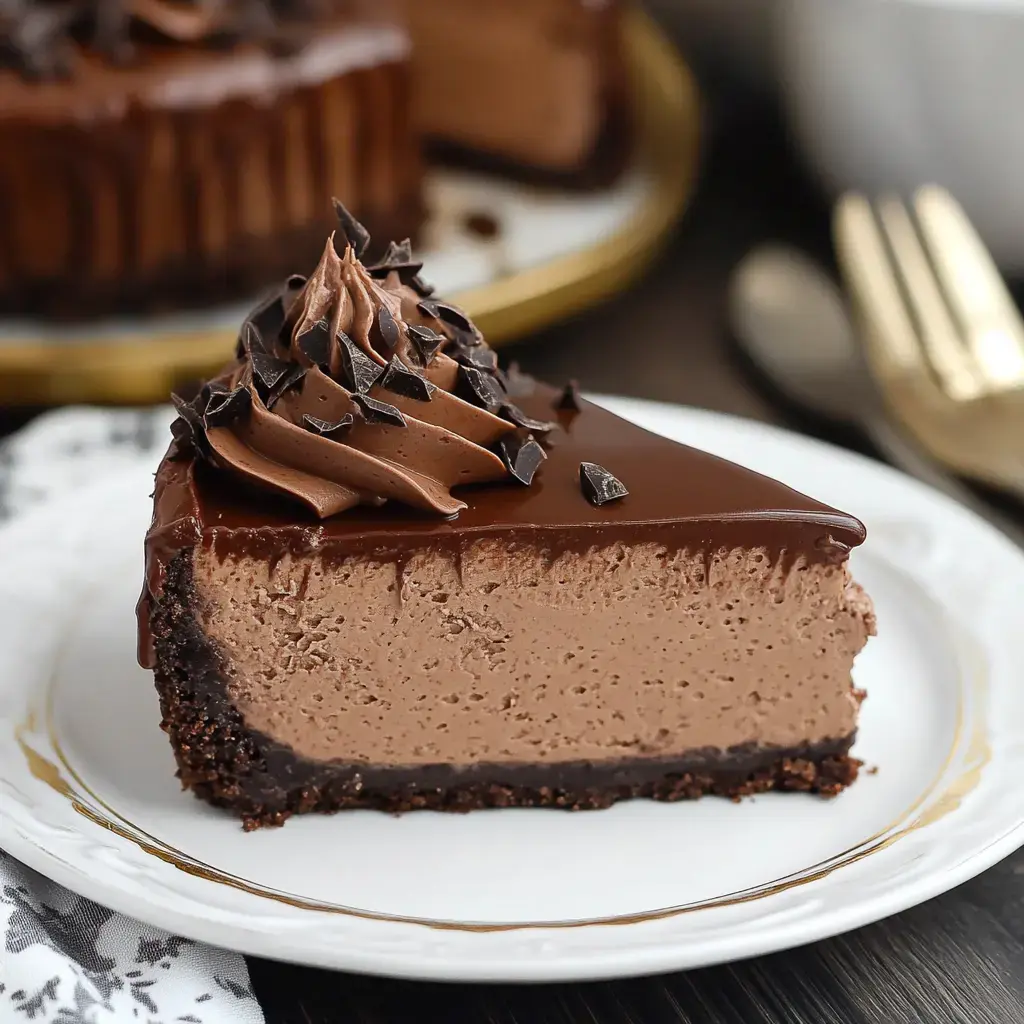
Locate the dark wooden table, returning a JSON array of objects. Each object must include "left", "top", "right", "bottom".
[{"left": 7, "top": 31, "right": 1024, "bottom": 1024}]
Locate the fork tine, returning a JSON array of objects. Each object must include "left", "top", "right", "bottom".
[
  {"left": 833, "top": 193, "right": 940, "bottom": 394},
  {"left": 914, "top": 185, "right": 1024, "bottom": 390},
  {"left": 874, "top": 195, "right": 984, "bottom": 402}
]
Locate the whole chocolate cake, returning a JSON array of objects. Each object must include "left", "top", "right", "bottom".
[
  {"left": 138, "top": 203, "right": 875, "bottom": 829},
  {"left": 0, "top": 0, "right": 420, "bottom": 318}
]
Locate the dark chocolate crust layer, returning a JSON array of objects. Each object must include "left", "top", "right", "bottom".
[{"left": 151, "top": 551, "right": 860, "bottom": 830}]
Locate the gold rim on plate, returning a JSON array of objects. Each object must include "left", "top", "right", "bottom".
[{"left": 0, "top": 9, "right": 700, "bottom": 406}]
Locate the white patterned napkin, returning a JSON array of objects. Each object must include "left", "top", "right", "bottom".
[{"left": 0, "top": 407, "right": 265, "bottom": 1024}]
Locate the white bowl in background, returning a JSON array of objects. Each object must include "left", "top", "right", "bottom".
[{"left": 775, "top": 0, "right": 1024, "bottom": 272}]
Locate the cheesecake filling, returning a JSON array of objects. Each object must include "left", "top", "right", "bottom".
[{"left": 194, "top": 540, "right": 874, "bottom": 767}]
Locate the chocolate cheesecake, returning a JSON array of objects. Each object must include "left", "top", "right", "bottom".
[{"left": 138, "top": 205, "right": 875, "bottom": 829}]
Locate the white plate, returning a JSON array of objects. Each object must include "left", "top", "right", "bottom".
[{"left": 2, "top": 396, "right": 1023, "bottom": 982}]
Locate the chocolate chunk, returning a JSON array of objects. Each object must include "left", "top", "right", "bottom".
[
  {"left": 383, "top": 238, "right": 414, "bottom": 264},
  {"left": 450, "top": 323, "right": 484, "bottom": 347},
  {"left": 433, "top": 301, "right": 474, "bottom": 333},
  {"left": 377, "top": 305, "right": 401, "bottom": 351},
  {"left": 502, "top": 402, "right": 556, "bottom": 434},
  {"left": 297, "top": 320, "right": 331, "bottom": 368},
  {"left": 453, "top": 345, "right": 498, "bottom": 373},
  {"left": 250, "top": 349, "right": 293, "bottom": 393},
  {"left": 352, "top": 393, "right": 407, "bottom": 427},
  {"left": 407, "top": 324, "right": 445, "bottom": 365},
  {"left": 237, "top": 319, "right": 272, "bottom": 361},
  {"left": 302, "top": 413, "right": 355, "bottom": 441},
  {"left": 556, "top": 380, "right": 582, "bottom": 412},
  {"left": 202, "top": 382, "right": 251, "bottom": 428},
  {"left": 580, "top": 462, "right": 628, "bottom": 506},
  {"left": 499, "top": 434, "right": 546, "bottom": 486},
  {"left": 380, "top": 356, "right": 435, "bottom": 402},
  {"left": 332, "top": 198, "right": 371, "bottom": 258},
  {"left": 170, "top": 392, "right": 209, "bottom": 458},
  {"left": 459, "top": 365, "right": 506, "bottom": 413},
  {"left": 369, "top": 238, "right": 417, "bottom": 275},
  {"left": 417, "top": 299, "right": 442, "bottom": 322},
  {"left": 414, "top": 298, "right": 474, "bottom": 333},
  {"left": 265, "top": 364, "right": 306, "bottom": 409},
  {"left": 337, "top": 332, "right": 383, "bottom": 394}
]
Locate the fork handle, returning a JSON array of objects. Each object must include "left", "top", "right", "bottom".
[{"left": 863, "top": 414, "right": 1024, "bottom": 549}]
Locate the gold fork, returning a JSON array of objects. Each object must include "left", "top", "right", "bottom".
[{"left": 834, "top": 185, "right": 1024, "bottom": 501}]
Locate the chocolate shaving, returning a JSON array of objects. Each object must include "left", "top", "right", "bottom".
[
  {"left": 352, "top": 393, "right": 407, "bottom": 427},
  {"left": 302, "top": 413, "right": 355, "bottom": 441},
  {"left": 380, "top": 357, "right": 435, "bottom": 402},
  {"left": 502, "top": 402, "right": 556, "bottom": 434},
  {"left": 337, "top": 332, "right": 384, "bottom": 394},
  {"left": 417, "top": 299, "right": 441, "bottom": 322},
  {"left": 407, "top": 324, "right": 445, "bottom": 366},
  {"left": 376, "top": 305, "right": 401, "bottom": 351},
  {"left": 297, "top": 321, "right": 331, "bottom": 368},
  {"left": 459, "top": 365, "right": 506, "bottom": 413},
  {"left": 453, "top": 345, "right": 498, "bottom": 373},
  {"left": 499, "top": 434, "right": 546, "bottom": 486},
  {"left": 265, "top": 363, "right": 306, "bottom": 409},
  {"left": 580, "top": 462, "right": 628, "bottom": 506},
  {"left": 169, "top": 393, "right": 209, "bottom": 458},
  {"left": 556, "top": 380, "right": 583, "bottom": 412},
  {"left": 450, "top": 324, "right": 484, "bottom": 348},
  {"left": 408, "top": 273, "right": 435, "bottom": 297},
  {"left": 370, "top": 239, "right": 416, "bottom": 271},
  {"left": 250, "top": 349, "right": 293, "bottom": 394},
  {"left": 433, "top": 301, "right": 473, "bottom": 333},
  {"left": 366, "top": 238, "right": 434, "bottom": 294},
  {"left": 236, "top": 320, "right": 269, "bottom": 361},
  {"left": 202, "top": 382, "right": 251, "bottom": 428},
  {"left": 332, "top": 198, "right": 371, "bottom": 259}
]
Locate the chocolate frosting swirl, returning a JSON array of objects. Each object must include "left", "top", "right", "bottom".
[
  {"left": 170, "top": 202, "right": 556, "bottom": 518},
  {"left": 0, "top": 0, "right": 336, "bottom": 78}
]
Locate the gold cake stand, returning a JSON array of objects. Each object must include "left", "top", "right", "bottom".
[{"left": 0, "top": 9, "right": 700, "bottom": 406}]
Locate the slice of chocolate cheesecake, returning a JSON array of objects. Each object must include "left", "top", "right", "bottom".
[{"left": 138, "top": 205, "right": 875, "bottom": 829}]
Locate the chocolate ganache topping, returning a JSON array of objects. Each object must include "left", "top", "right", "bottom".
[
  {"left": 0, "top": 0, "right": 338, "bottom": 78},
  {"left": 170, "top": 201, "right": 557, "bottom": 518}
]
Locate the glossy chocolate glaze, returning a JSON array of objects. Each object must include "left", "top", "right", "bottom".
[{"left": 138, "top": 384, "right": 866, "bottom": 667}]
